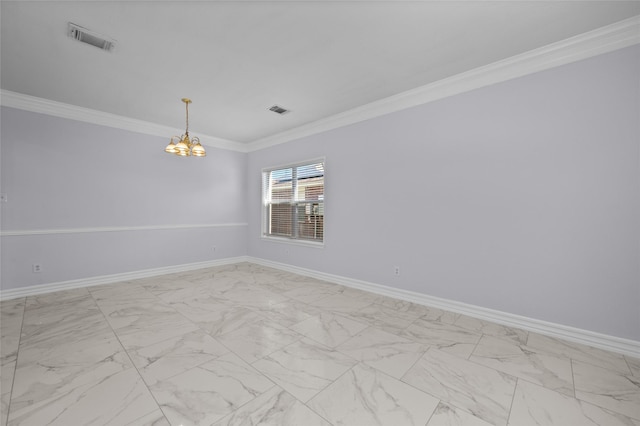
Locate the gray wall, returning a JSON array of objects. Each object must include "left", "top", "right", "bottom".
[
  {"left": 2, "top": 46, "right": 638, "bottom": 341},
  {"left": 247, "top": 45, "right": 640, "bottom": 340},
  {"left": 1, "top": 108, "right": 248, "bottom": 289}
]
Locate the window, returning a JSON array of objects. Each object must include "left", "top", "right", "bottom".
[{"left": 262, "top": 160, "right": 324, "bottom": 243}]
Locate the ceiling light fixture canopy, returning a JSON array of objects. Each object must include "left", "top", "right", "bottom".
[{"left": 165, "top": 98, "right": 206, "bottom": 157}]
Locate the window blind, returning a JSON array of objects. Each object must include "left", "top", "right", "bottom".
[{"left": 263, "top": 161, "right": 324, "bottom": 242}]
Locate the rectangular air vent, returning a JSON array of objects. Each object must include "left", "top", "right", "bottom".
[
  {"left": 269, "top": 105, "right": 290, "bottom": 115},
  {"left": 68, "top": 23, "right": 115, "bottom": 52}
]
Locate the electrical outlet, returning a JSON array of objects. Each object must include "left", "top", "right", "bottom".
[
  {"left": 32, "top": 264, "right": 42, "bottom": 273},
  {"left": 394, "top": 266, "right": 400, "bottom": 276},
  {"left": 212, "top": 246, "right": 217, "bottom": 252}
]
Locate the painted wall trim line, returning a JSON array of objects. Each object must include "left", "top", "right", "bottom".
[
  {"left": 0, "top": 90, "right": 247, "bottom": 153},
  {"left": 2, "top": 17, "right": 638, "bottom": 153},
  {"left": 246, "top": 15, "right": 640, "bottom": 151},
  {"left": 0, "top": 256, "right": 251, "bottom": 300},
  {"left": 248, "top": 257, "right": 640, "bottom": 358},
  {"left": 0, "top": 223, "right": 249, "bottom": 237}
]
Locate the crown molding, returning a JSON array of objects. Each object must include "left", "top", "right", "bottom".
[
  {"left": 0, "top": 90, "right": 248, "bottom": 153},
  {"left": 246, "top": 15, "right": 640, "bottom": 152},
  {"left": 2, "top": 16, "right": 638, "bottom": 153}
]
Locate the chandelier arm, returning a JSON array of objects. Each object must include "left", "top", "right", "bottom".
[{"left": 167, "top": 98, "right": 202, "bottom": 158}]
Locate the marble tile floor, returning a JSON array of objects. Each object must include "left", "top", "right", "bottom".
[{"left": 1, "top": 262, "right": 639, "bottom": 426}]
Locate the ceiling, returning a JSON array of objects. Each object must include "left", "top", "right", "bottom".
[{"left": 1, "top": 1, "right": 639, "bottom": 146}]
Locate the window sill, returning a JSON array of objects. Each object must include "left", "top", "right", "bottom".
[{"left": 261, "top": 235, "right": 324, "bottom": 249}]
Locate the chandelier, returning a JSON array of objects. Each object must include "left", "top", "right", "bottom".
[{"left": 165, "top": 98, "right": 206, "bottom": 157}]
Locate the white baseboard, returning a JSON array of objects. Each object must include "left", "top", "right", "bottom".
[
  {"left": 2, "top": 255, "right": 638, "bottom": 358},
  {"left": 0, "top": 256, "right": 250, "bottom": 300},
  {"left": 247, "top": 257, "right": 640, "bottom": 358}
]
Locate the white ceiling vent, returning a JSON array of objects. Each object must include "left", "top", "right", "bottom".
[
  {"left": 269, "top": 105, "right": 290, "bottom": 115},
  {"left": 67, "top": 22, "right": 115, "bottom": 52}
]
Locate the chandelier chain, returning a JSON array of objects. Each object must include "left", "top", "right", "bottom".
[
  {"left": 185, "top": 101, "right": 189, "bottom": 134},
  {"left": 164, "top": 97, "right": 205, "bottom": 157}
]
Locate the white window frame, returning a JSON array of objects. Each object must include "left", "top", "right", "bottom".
[{"left": 261, "top": 158, "right": 325, "bottom": 247}]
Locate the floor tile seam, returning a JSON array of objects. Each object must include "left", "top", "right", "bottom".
[
  {"left": 525, "top": 374, "right": 640, "bottom": 424},
  {"left": 349, "top": 355, "right": 453, "bottom": 417},
  {"left": 248, "top": 357, "right": 338, "bottom": 405},
  {"left": 569, "top": 358, "right": 578, "bottom": 399},
  {"left": 397, "top": 346, "right": 519, "bottom": 422},
  {"left": 3, "top": 298, "right": 26, "bottom": 426},
  {"left": 304, "top": 360, "right": 365, "bottom": 408},
  {"left": 504, "top": 377, "right": 520, "bottom": 426},
  {"left": 305, "top": 289, "right": 347, "bottom": 306},
  {"left": 249, "top": 333, "right": 340, "bottom": 366},
  {"left": 333, "top": 348, "right": 430, "bottom": 382},
  {"left": 334, "top": 323, "right": 429, "bottom": 356},
  {"left": 434, "top": 400, "right": 498, "bottom": 426},
  {"left": 220, "top": 370, "right": 336, "bottom": 426},
  {"left": 99, "top": 283, "right": 208, "bottom": 344},
  {"left": 365, "top": 301, "right": 427, "bottom": 324},
  {"left": 213, "top": 320, "right": 282, "bottom": 356},
  {"left": 465, "top": 352, "right": 558, "bottom": 383},
  {"left": 570, "top": 365, "right": 640, "bottom": 420},
  {"left": 91, "top": 285, "right": 173, "bottom": 313},
  {"left": 103, "top": 308, "right": 199, "bottom": 339},
  {"left": 299, "top": 398, "right": 336, "bottom": 426},
  {"left": 124, "top": 406, "right": 167, "bottom": 426},
  {"left": 320, "top": 299, "right": 377, "bottom": 315},
  {"left": 139, "top": 348, "right": 232, "bottom": 389},
  {"left": 20, "top": 303, "right": 102, "bottom": 326},
  {"left": 94, "top": 313, "right": 171, "bottom": 424},
  {"left": 526, "top": 334, "right": 630, "bottom": 366},
  {"left": 466, "top": 331, "right": 485, "bottom": 361},
  {"left": 242, "top": 300, "right": 311, "bottom": 326},
  {"left": 304, "top": 333, "right": 363, "bottom": 368},
  {"left": 423, "top": 403, "right": 438, "bottom": 426},
  {"left": 379, "top": 340, "right": 430, "bottom": 381},
  {"left": 522, "top": 343, "right": 617, "bottom": 374},
  {"left": 156, "top": 292, "right": 216, "bottom": 339},
  {"left": 509, "top": 373, "right": 585, "bottom": 405},
  {"left": 571, "top": 356, "right": 638, "bottom": 381},
  {"left": 90, "top": 292, "right": 171, "bottom": 426},
  {"left": 194, "top": 326, "right": 239, "bottom": 358},
  {"left": 210, "top": 308, "right": 306, "bottom": 340},
  {"left": 461, "top": 348, "right": 577, "bottom": 398},
  {"left": 127, "top": 370, "right": 171, "bottom": 425},
  {"left": 283, "top": 308, "right": 355, "bottom": 335},
  {"left": 453, "top": 317, "right": 531, "bottom": 342},
  {"left": 252, "top": 333, "right": 307, "bottom": 363},
  {"left": 9, "top": 364, "right": 146, "bottom": 425},
  {"left": 402, "top": 312, "right": 441, "bottom": 333},
  {"left": 290, "top": 386, "right": 346, "bottom": 426},
  {"left": 622, "top": 355, "right": 637, "bottom": 377},
  {"left": 215, "top": 321, "right": 308, "bottom": 365},
  {"left": 470, "top": 332, "right": 580, "bottom": 369},
  {"left": 321, "top": 310, "right": 371, "bottom": 332},
  {"left": 22, "top": 290, "right": 90, "bottom": 307},
  {"left": 210, "top": 382, "right": 284, "bottom": 425},
  {"left": 578, "top": 395, "right": 640, "bottom": 423},
  {"left": 19, "top": 313, "right": 113, "bottom": 343},
  {"left": 396, "top": 325, "right": 482, "bottom": 355}
]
